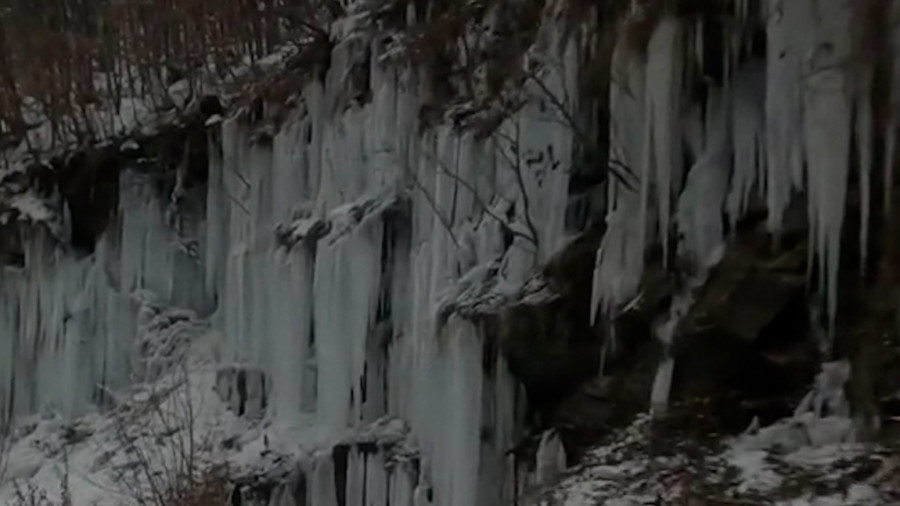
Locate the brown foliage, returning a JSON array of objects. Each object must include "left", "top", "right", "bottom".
[{"left": 0, "top": 0, "right": 341, "bottom": 150}]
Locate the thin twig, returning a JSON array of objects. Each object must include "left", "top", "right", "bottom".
[
  {"left": 525, "top": 70, "right": 591, "bottom": 146},
  {"left": 421, "top": 149, "right": 538, "bottom": 248},
  {"left": 409, "top": 172, "right": 463, "bottom": 250},
  {"left": 526, "top": 67, "right": 638, "bottom": 189},
  {"left": 490, "top": 125, "right": 539, "bottom": 247}
]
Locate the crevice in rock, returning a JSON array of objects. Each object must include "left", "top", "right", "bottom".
[
  {"left": 55, "top": 148, "right": 121, "bottom": 255},
  {"left": 333, "top": 444, "right": 349, "bottom": 506}
]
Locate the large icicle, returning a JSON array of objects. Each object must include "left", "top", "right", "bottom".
[
  {"left": 590, "top": 34, "right": 648, "bottom": 323},
  {"left": 886, "top": 119, "right": 896, "bottom": 220},
  {"left": 856, "top": 73, "right": 873, "bottom": 277},
  {"left": 800, "top": 0, "right": 854, "bottom": 340},
  {"left": 591, "top": 16, "right": 685, "bottom": 324},
  {"left": 645, "top": 18, "right": 686, "bottom": 263},
  {"left": 765, "top": 0, "right": 813, "bottom": 233},
  {"left": 887, "top": 0, "right": 900, "bottom": 219},
  {"left": 728, "top": 60, "right": 766, "bottom": 227},
  {"left": 677, "top": 86, "right": 730, "bottom": 273}
]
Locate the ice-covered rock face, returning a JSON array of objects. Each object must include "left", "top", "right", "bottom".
[
  {"left": 0, "top": 2, "right": 586, "bottom": 505},
  {"left": 200, "top": 66, "right": 578, "bottom": 506},
  {"left": 2, "top": 0, "right": 899, "bottom": 504},
  {"left": 586, "top": 0, "right": 900, "bottom": 421},
  {"left": 591, "top": 0, "right": 873, "bottom": 337}
]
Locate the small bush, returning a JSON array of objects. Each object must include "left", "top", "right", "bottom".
[{"left": 110, "top": 364, "right": 231, "bottom": 506}]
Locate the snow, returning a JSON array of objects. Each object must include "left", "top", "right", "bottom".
[
  {"left": 532, "top": 394, "right": 894, "bottom": 506},
  {"left": 0, "top": 326, "right": 426, "bottom": 506}
]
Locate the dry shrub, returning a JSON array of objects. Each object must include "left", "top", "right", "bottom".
[
  {"left": 109, "top": 364, "right": 231, "bottom": 506},
  {"left": 156, "top": 464, "right": 231, "bottom": 506}
]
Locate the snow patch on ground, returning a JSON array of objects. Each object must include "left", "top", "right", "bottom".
[
  {"left": 530, "top": 362, "right": 900, "bottom": 506},
  {"left": 0, "top": 312, "right": 420, "bottom": 506},
  {"left": 530, "top": 414, "right": 897, "bottom": 506}
]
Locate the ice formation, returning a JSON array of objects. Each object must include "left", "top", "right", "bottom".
[
  {"left": 534, "top": 429, "right": 566, "bottom": 486},
  {"left": 0, "top": 2, "right": 579, "bottom": 503},
  {"left": 592, "top": 0, "right": 885, "bottom": 402},
  {"left": 594, "top": 0, "right": 872, "bottom": 328},
  {"left": 0, "top": 0, "right": 895, "bottom": 504}
]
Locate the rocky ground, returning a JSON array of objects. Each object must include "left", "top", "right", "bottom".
[{"left": 530, "top": 414, "right": 900, "bottom": 506}]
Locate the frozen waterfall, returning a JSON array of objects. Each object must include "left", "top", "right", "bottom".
[{"left": 0, "top": 0, "right": 895, "bottom": 504}]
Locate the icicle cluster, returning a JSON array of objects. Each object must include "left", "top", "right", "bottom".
[
  {"left": 0, "top": 4, "right": 585, "bottom": 506},
  {"left": 592, "top": 0, "right": 883, "bottom": 348},
  {"left": 0, "top": 0, "right": 894, "bottom": 504},
  {"left": 588, "top": 0, "right": 893, "bottom": 415}
]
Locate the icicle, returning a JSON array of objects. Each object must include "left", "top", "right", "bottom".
[
  {"left": 590, "top": 37, "right": 647, "bottom": 324},
  {"left": 649, "top": 356, "right": 675, "bottom": 419},
  {"left": 535, "top": 429, "right": 567, "bottom": 485},
  {"left": 856, "top": 75, "right": 873, "bottom": 277},
  {"left": 598, "top": 321, "right": 617, "bottom": 378},
  {"left": 887, "top": 1, "right": 900, "bottom": 220},
  {"left": 694, "top": 20, "right": 704, "bottom": 74},
  {"left": 677, "top": 91, "right": 730, "bottom": 274},
  {"left": 590, "top": 201, "right": 648, "bottom": 323},
  {"left": 765, "top": 0, "right": 812, "bottom": 233},
  {"left": 801, "top": 0, "right": 854, "bottom": 338},
  {"left": 645, "top": 18, "right": 685, "bottom": 263},
  {"left": 728, "top": 60, "right": 766, "bottom": 228},
  {"left": 886, "top": 118, "right": 896, "bottom": 219}
]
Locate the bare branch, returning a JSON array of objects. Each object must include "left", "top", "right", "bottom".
[
  {"left": 409, "top": 171, "right": 463, "bottom": 250},
  {"left": 420, "top": 148, "right": 538, "bottom": 248},
  {"left": 524, "top": 65, "right": 638, "bottom": 190},
  {"left": 490, "top": 123, "right": 540, "bottom": 248}
]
